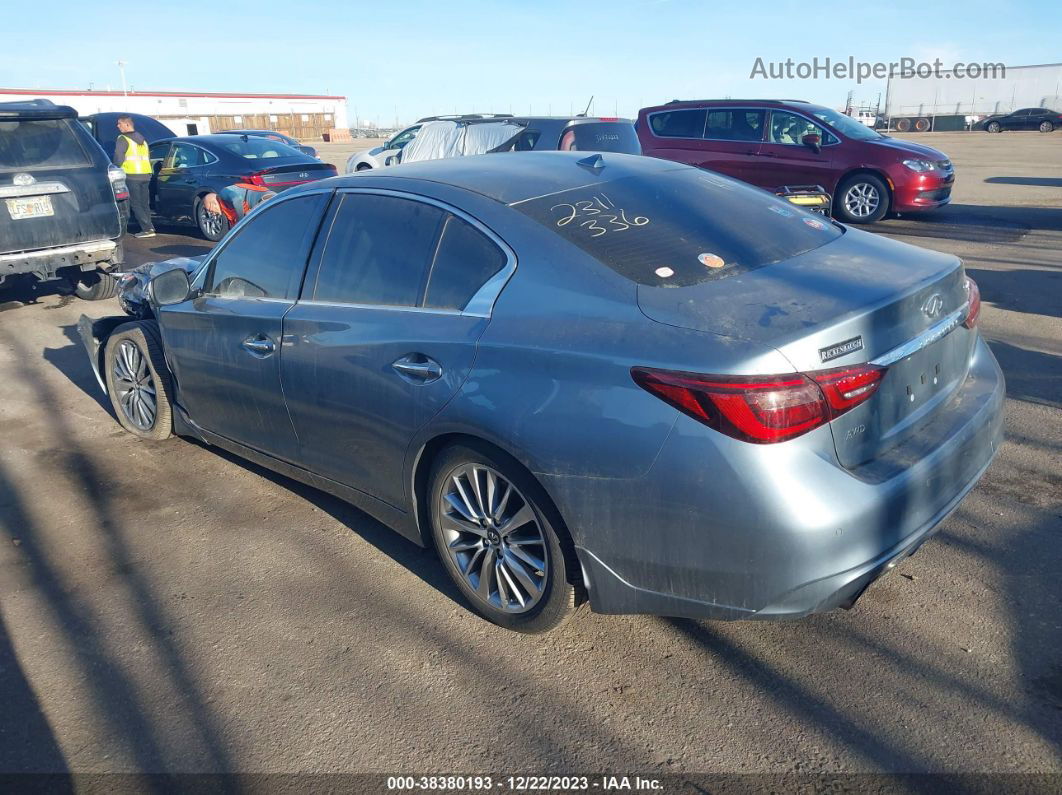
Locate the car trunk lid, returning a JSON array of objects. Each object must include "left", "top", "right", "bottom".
[
  {"left": 249, "top": 161, "right": 336, "bottom": 188},
  {"left": 637, "top": 227, "right": 973, "bottom": 467}
]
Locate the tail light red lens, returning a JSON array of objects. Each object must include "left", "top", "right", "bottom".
[
  {"left": 963, "top": 275, "right": 981, "bottom": 329},
  {"left": 107, "top": 165, "right": 129, "bottom": 201},
  {"left": 632, "top": 363, "right": 886, "bottom": 444}
]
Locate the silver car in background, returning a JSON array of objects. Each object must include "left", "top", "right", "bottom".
[
  {"left": 345, "top": 115, "right": 641, "bottom": 172},
  {"left": 80, "top": 152, "right": 1003, "bottom": 633}
]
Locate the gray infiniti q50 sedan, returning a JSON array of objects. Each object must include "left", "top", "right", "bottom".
[{"left": 79, "top": 152, "right": 1004, "bottom": 633}]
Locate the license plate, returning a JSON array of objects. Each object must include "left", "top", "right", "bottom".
[{"left": 6, "top": 195, "right": 54, "bottom": 220}]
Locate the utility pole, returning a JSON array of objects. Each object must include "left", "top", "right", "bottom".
[{"left": 116, "top": 60, "right": 128, "bottom": 96}]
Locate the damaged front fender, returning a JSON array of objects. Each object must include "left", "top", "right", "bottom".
[{"left": 77, "top": 313, "right": 131, "bottom": 393}]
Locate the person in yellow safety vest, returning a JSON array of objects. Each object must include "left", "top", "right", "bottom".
[{"left": 113, "top": 115, "right": 156, "bottom": 239}]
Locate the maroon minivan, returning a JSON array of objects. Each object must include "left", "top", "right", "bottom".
[{"left": 637, "top": 99, "right": 954, "bottom": 224}]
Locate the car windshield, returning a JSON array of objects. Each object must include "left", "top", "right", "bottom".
[
  {"left": 808, "top": 107, "right": 881, "bottom": 140},
  {"left": 218, "top": 137, "right": 304, "bottom": 160},
  {"left": 513, "top": 167, "right": 842, "bottom": 287},
  {"left": 0, "top": 118, "right": 91, "bottom": 169}
]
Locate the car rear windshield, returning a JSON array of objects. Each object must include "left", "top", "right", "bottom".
[
  {"left": 563, "top": 122, "right": 641, "bottom": 154},
  {"left": 217, "top": 137, "right": 304, "bottom": 160},
  {"left": 512, "top": 167, "right": 842, "bottom": 287},
  {"left": 0, "top": 118, "right": 92, "bottom": 170}
]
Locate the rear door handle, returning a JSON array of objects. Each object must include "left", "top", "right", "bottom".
[
  {"left": 241, "top": 334, "right": 275, "bottom": 357},
  {"left": 392, "top": 354, "right": 442, "bottom": 383}
]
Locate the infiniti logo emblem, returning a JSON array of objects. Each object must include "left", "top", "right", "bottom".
[{"left": 922, "top": 293, "right": 945, "bottom": 318}]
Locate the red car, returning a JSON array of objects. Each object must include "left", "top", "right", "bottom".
[{"left": 637, "top": 99, "right": 954, "bottom": 224}]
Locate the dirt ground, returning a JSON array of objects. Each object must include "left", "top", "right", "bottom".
[{"left": 0, "top": 131, "right": 1059, "bottom": 780}]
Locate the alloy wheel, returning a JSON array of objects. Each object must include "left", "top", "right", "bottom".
[
  {"left": 199, "top": 203, "right": 226, "bottom": 239},
  {"left": 843, "top": 182, "right": 881, "bottom": 219},
  {"left": 438, "top": 464, "right": 548, "bottom": 614},
  {"left": 113, "top": 340, "right": 157, "bottom": 431}
]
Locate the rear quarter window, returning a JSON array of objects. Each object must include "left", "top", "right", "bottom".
[
  {"left": 0, "top": 118, "right": 92, "bottom": 170},
  {"left": 649, "top": 109, "right": 707, "bottom": 139},
  {"left": 512, "top": 168, "right": 842, "bottom": 287}
]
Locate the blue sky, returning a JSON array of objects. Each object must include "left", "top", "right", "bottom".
[{"left": 7, "top": 0, "right": 1060, "bottom": 125}]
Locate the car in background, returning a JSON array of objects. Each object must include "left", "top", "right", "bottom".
[
  {"left": 980, "top": 108, "right": 1062, "bottom": 133},
  {"left": 217, "top": 129, "right": 319, "bottom": 159},
  {"left": 1, "top": 100, "right": 126, "bottom": 300},
  {"left": 346, "top": 115, "right": 640, "bottom": 172},
  {"left": 81, "top": 111, "right": 175, "bottom": 157},
  {"left": 637, "top": 99, "right": 954, "bottom": 224},
  {"left": 146, "top": 134, "right": 336, "bottom": 240},
  {"left": 346, "top": 114, "right": 511, "bottom": 172},
  {"left": 80, "top": 152, "right": 1001, "bottom": 634}
]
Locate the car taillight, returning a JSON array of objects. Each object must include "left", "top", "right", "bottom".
[
  {"left": 247, "top": 172, "right": 268, "bottom": 187},
  {"left": 631, "top": 363, "right": 886, "bottom": 444},
  {"left": 963, "top": 275, "right": 981, "bottom": 328},
  {"left": 108, "top": 165, "right": 129, "bottom": 200}
]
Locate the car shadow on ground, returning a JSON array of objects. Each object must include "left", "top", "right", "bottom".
[
  {"left": 43, "top": 323, "right": 469, "bottom": 615},
  {"left": 983, "top": 341, "right": 1062, "bottom": 409},
  {"left": 867, "top": 203, "right": 1062, "bottom": 242},
  {"left": 966, "top": 267, "right": 1062, "bottom": 320},
  {"left": 184, "top": 437, "right": 468, "bottom": 611},
  {"left": 984, "top": 176, "right": 1062, "bottom": 188}
]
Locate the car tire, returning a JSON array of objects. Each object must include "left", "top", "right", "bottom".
[
  {"left": 834, "top": 173, "right": 890, "bottom": 224},
  {"left": 1039, "top": 121, "right": 1054, "bottom": 133},
  {"left": 895, "top": 118, "right": 912, "bottom": 132},
  {"left": 74, "top": 270, "right": 119, "bottom": 301},
  {"left": 428, "top": 443, "right": 578, "bottom": 633},
  {"left": 195, "top": 196, "right": 230, "bottom": 242},
  {"left": 355, "top": 163, "right": 372, "bottom": 171},
  {"left": 987, "top": 121, "right": 1002, "bottom": 133},
  {"left": 914, "top": 117, "right": 931, "bottom": 132},
  {"left": 103, "top": 321, "right": 174, "bottom": 441}
]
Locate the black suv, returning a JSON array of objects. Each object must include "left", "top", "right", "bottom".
[{"left": 1, "top": 100, "right": 126, "bottom": 300}]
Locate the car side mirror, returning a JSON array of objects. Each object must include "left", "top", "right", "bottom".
[
  {"left": 802, "top": 134, "right": 822, "bottom": 153},
  {"left": 150, "top": 267, "right": 193, "bottom": 306}
]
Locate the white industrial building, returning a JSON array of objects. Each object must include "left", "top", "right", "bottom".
[{"left": 0, "top": 87, "right": 349, "bottom": 140}]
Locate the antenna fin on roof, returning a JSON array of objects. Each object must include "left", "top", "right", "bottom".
[{"left": 577, "top": 153, "right": 605, "bottom": 172}]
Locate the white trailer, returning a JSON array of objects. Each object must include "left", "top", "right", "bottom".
[{"left": 884, "top": 62, "right": 1062, "bottom": 132}]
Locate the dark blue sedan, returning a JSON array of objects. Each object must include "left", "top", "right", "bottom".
[{"left": 147, "top": 134, "right": 335, "bottom": 240}]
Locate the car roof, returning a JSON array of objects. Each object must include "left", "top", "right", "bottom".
[
  {"left": 640, "top": 99, "right": 816, "bottom": 113},
  {"left": 0, "top": 99, "right": 78, "bottom": 119},
  {"left": 313, "top": 150, "right": 686, "bottom": 205},
  {"left": 152, "top": 134, "right": 299, "bottom": 146},
  {"left": 219, "top": 129, "right": 294, "bottom": 136}
]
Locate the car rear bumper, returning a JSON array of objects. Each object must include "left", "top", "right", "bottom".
[
  {"left": 550, "top": 336, "right": 1004, "bottom": 621},
  {"left": 0, "top": 238, "right": 120, "bottom": 280}
]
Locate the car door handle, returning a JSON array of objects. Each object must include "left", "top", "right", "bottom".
[
  {"left": 241, "top": 335, "right": 275, "bottom": 357},
  {"left": 392, "top": 354, "right": 442, "bottom": 383}
]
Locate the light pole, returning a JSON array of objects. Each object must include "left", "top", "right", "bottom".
[{"left": 116, "top": 60, "right": 128, "bottom": 96}]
